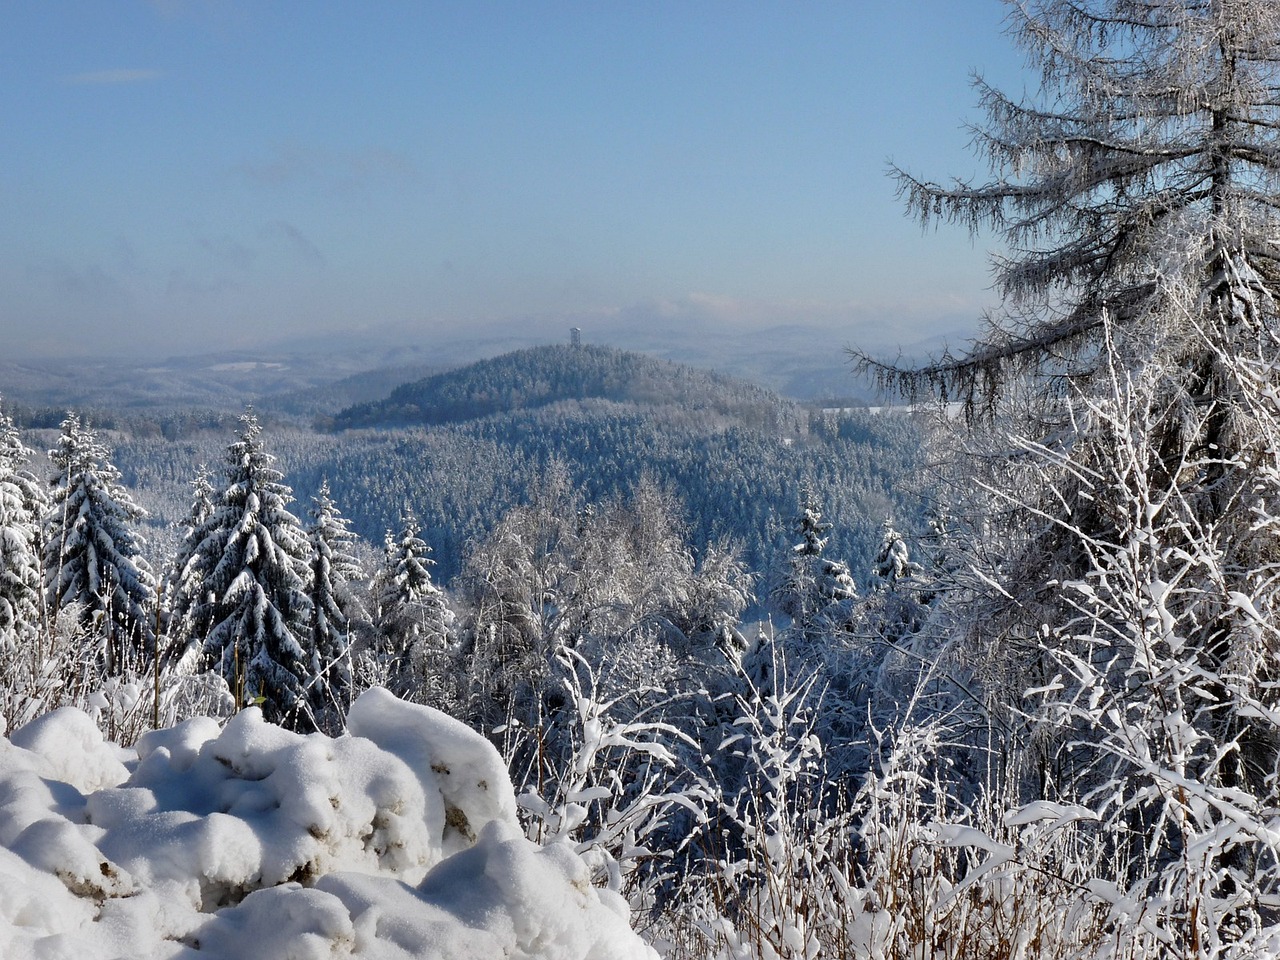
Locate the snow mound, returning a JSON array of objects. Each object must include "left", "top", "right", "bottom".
[{"left": 0, "top": 688, "right": 656, "bottom": 960}]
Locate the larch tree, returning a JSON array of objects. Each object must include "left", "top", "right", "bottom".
[
  {"left": 43, "top": 412, "right": 155, "bottom": 672},
  {"left": 853, "top": 1, "right": 1280, "bottom": 951},
  {"left": 853, "top": 0, "right": 1280, "bottom": 739},
  {"left": 860, "top": 0, "right": 1280, "bottom": 417},
  {"left": 168, "top": 412, "right": 314, "bottom": 727}
]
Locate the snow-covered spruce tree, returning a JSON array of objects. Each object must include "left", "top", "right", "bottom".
[
  {"left": 161, "top": 465, "right": 216, "bottom": 642},
  {"left": 167, "top": 412, "right": 314, "bottom": 728},
  {"left": 305, "top": 479, "right": 365, "bottom": 723},
  {"left": 770, "top": 494, "right": 858, "bottom": 643},
  {"left": 370, "top": 506, "right": 454, "bottom": 702},
  {"left": 853, "top": 0, "right": 1280, "bottom": 952},
  {"left": 873, "top": 520, "right": 923, "bottom": 590},
  {"left": 859, "top": 520, "right": 930, "bottom": 649},
  {"left": 173, "top": 465, "right": 217, "bottom": 577},
  {"left": 0, "top": 405, "right": 47, "bottom": 657},
  {"left": 43, "top": 412, "right": 155, "bottom": 673}
]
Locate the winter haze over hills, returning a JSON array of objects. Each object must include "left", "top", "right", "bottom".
[
  {"left": 0, "top": 307, "right": 971, "bottom": 415},
  {"left": 1, "top": 2, "right": 1022, "bottom": 364}
]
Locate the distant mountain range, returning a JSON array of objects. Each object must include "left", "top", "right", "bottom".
[{"left": 0, "top": 311, "right": 976, "bottom": 420}]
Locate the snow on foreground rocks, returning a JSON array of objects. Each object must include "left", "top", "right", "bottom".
[{"left": 0, "top": 687, "right": 656, "bottom": 960}]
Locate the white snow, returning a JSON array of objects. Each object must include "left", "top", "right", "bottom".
[{"left": 0, "top": 688, "right": 656, "bottom": 960}]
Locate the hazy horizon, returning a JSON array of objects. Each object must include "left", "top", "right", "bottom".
[{"left": 3, "top": 2, "right": 1024, "bottom": 361}]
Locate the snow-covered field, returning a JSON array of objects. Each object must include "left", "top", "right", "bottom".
[{"left": 0, "top": 688, "right": 655, "bottom": 959}]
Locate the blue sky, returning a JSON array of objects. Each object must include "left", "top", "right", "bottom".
[{"left": 1, "top": 1, "right": 1028, "bottom": 360}]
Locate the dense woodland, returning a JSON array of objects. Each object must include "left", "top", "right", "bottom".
[
  {"left": 9, "top": 1, "right": 1280, "bottom": 957},
  {"left": 81, "top": 344, "right": 923, "bottom": 589}
]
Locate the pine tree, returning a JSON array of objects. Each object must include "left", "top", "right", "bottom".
[
  {"left": 306, "top": 479, "right": 364, "bottom": 719},
  {"left": 43, "top": 412, "right": 155, "bottom": 672},
  {"left": 168, "top": 412, "right": 314, "bottom": 726},
  {"left": 0, "top": 404, "right": 46, "bottom": 654}
]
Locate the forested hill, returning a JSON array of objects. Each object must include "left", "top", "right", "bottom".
[
  {"left": 329, "top": 344, "right": 793, "bottom": 432},
  {"left": 241, "top": 342, "right": 930, "bottom": 589},
  {"left": 92, "top": 341, "right": 927, "bottom": 592}
]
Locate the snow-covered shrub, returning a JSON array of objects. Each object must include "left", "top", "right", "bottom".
[
  {"left": 508, "top": 646, "right": 709, "bottom": 910},
  {"left": 836, "top": 717, "right": 1112, "bottom": 960},
  {"left": 989, "top": 329, "right": 1280, "bottom": 957},
  {"left": 0, "top": 605, "right": 101, "bottom": 735},
  {"left": 687, "top": 649, "right": 856, "bottom": 960},
  {"left": 0, "top": 687, "right": 657, "bottom": 959},
  {"left": 874, "top": 316, "right": 1280, "bottom": 960},
  {"left": 674, "top": 647, "right": 1116, "bottom": 960}
]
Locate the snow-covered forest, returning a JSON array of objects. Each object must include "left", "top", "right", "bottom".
[{"left": 8, "top": 0, "right": 1280, "bottom": 957}]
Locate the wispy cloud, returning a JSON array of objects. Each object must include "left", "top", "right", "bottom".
[
  {"left": 28, "top": 258, "right": 132, "bottom": 305},
  {"left": 62, "top": 68, "right": 163, "bottom": 86},
  {"left": 262, "top": 221, "right": 326, "bottom": 268},
  {"left": 235, "top": 142, "right": 418, "bottom": 195}
]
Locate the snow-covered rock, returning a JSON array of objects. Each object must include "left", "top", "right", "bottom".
[{"left": 0, "top": 688, "right": 656, "bottom": 960}]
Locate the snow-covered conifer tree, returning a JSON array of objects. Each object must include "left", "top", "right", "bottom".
[
  {"left": 372, "top": 507, "right": 453, "bottom": 698},
  {"left": 873, "top": 521, "right": 922, "bottom": 589},
  {"left": 771, "top": 495, "right": 858, "bottom": 641},
  {"left": 306, "top": 479, "right": 364, "bottom": 719},
  {"left": 168, "top": 412, "right": 314, "bottom": 727},
  {"left": 182, "top": 465, "right": 216, "bottom": 542},
  {"left": 853, "top": 0, "right": 1280, "bottom": 950},
  {"left": 162, "top": 464, "right": 216, "bottom": 645},
  {"left": 43, "top": 412, "right": 155, "bottom": 672},
  {"left": 772, "top": 496, "right": 827, "bottom": 630},
  {"left": 0, "top": 404, "right": 46, "bottom": 653}
]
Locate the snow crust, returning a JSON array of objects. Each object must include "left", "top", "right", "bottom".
[{"left": 0, "top": 688, "right": 655, "bottom": 959}]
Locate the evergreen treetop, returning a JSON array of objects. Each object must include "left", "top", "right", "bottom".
[
  {"left": 169, "top": 411, "right": 313, "bottom": 726},
  {"left": 43, "top": 412, "right": 155, "bottom": 669}
]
